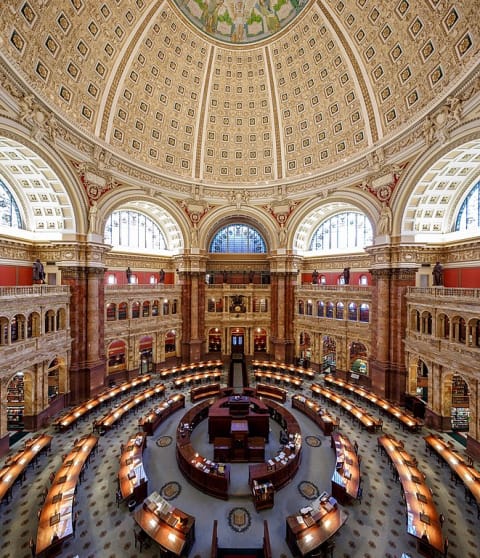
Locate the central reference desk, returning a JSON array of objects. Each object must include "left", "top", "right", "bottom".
[
  {"left": 286, "top": 494, "right": 348, "bottom": 557},
  {"left": 134, "top": 491, "right": 195, "bottom": 557}
]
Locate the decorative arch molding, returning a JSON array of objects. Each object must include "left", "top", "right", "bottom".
[
  {"left": 395, "top": 124, "right": 480, "bottom": 240},
  {"left": 0, "top": 124, "right": 85, "bottom": 235},
  {"left": 201, "top": 206, "right": 278, "bottom": 253},
  {"left": 98, "top": 192, "right": 186, "bottom": 253},
  {"left": 289, "top": 191, "right": 378, "bottom": 254}
]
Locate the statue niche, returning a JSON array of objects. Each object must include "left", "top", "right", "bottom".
[{"left": 230, "top": 294, "right": 246, "bottom": 314}]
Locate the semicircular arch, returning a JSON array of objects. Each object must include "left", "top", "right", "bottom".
[
  {"left": 200, "top": 206, "right": 278, "bottom": 253},
  {"left": 0, "top": 130, "right": 85, "bottom": 237},
  {"left": 289, "top": 191, "right": 378, "bottom": 254},
  {"left": 394, "top": 124, "right": 480, "bottom": 242}
]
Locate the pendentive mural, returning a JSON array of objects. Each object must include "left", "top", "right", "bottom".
[{"left": 174, "top": 0, "right": 309, "bottom": 44}]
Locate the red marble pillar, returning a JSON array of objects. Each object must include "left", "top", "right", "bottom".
[
  {"left": 180, "top": 271, "right": 206, "bottom": 363},
  {"left": 270, "top": 271, "right": 296, "bottom": 363},
  {"left": 369, "top": 267, "right": 416, "bottom": 403},
  {"left": 61, "top": 265, "right": 106, "bottom": 403}
]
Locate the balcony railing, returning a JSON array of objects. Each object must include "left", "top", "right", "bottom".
[
  {"left": 408, "top": 287, "right": 480, "bottom": 299},
  {"left": 0, "top": 285, "right": 69, "bottom": 298}
]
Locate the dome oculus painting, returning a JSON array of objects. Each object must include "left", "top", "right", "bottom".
[{"left": 174, "top": 0, "right": 309, "bottom": 44}]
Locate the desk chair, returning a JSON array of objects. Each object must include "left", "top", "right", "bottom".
[{"left": 133, "top": 528, "right": 150, "bottom": 551}]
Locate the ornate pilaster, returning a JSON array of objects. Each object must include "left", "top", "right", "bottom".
[
  {"left": 60, "top": 264, "right": 106, "bottom": 403},
  {"left": 269, "top": 262, "right": 299, "bottom": 363},
  {"left": 369, "top": 265, "right": 417, "bottom": 402},
  {"left": 176, "top": 254, "right": 208, "bottom": 363}
]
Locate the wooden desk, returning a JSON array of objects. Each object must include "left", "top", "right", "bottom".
[
  {"left": 379, "top": 434, "right": 444, "bottom": 556},
  {"left": 118, "top": 432, "right": 148, "bottom": 503},
  {"left": 53, "top": 374, "right": 151, "bottom": 430},
  {"left": 0, "top": 434, "right": 52, "bottom": 502},
  {"left": 324, "top": 376, "right": 423, "bottom": 431},
  {"left": 248, "top": 400, "right": 302, "bottom": 490},
  {"left": 251, "top": 360, "right": 315, "bottom": 380},
  {"left": 254, "top": 370, "right": 302, "bottom": 389},
  {"left": 174, "top": 370, "right": 222, "bottom": 389},
  {"left": 176, "top": 401, "right": 231, "bottom": 500},
  {"left": 311, "top": 383, "right": 383, "bottom": 432},
  {"left": 94, "top": 384, "right": 165, "bottom": 432},
  {"left": 424, "top": 434, "right": 480, "bottom": 506},
  {"left": 135, "top": 491, "right": 195, "bottom": 557},
  {"left": 35, "top": 435, "right": 98, "bottom": 557},
  {"left": 255, "top": 383, "right": 288, "bottom": 402},
  {"left": 190, "top": 382, "right": 221, "bottom": 402},
  {"left": 208, "top": 396, "right": 269, "bottom": 442},
  {"left": 330, "top": 432, "right": 361, "bottom": 504},
  {"left": 286, "top": 495, "right": 348, "bottom": 557},
  {"left": 291, "top": 394, "right": 338, "bottom": 435},
  {"left": 160, "top": 360, "right": 223, "bottom": 380},
  {"left": 138, "top": 394, "right": 185, "bottom": 436}
]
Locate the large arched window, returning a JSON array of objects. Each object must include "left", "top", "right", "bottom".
[
  {"left": 0, "top": 179, "right": 23, "bottom": 228},
  {"left": 104, "top": 210, "right": 167, "bottom": 251},
  {"left": 309, "top": 211, "right": 373, "bottom": 252},
  {"left": 455, "top": 180, "right": 480, "bottom": 232},
  {"left": 209, "top": 224, "right": 267, "bottom": 253}
]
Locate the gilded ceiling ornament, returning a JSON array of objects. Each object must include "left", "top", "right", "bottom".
[
  {"left": 263, "top": 199, "right": 299, "bottom": 225},
  {"left": 71, "top": 160, "right": 119, "bottom": 204},
  {"left": 178, "top": 198, "right": 213, "bottom": 227}
]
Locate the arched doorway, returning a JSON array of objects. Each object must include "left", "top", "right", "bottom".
[
  {"left": 208, "top": 328, "right": 222, "bottom": 353},
  {"left": 450, "top": 374, "right": 470, "bottom": 432},
  {"left": 254, "top": 328, "right": 267, "bottom": 353},
  {"left": 107, "top": 340, "right": 126, "bottom": 376},
  {"left": 322, "top": 335, "right": 336, "bottom": 373},
  {"left": 298, "top": 331, "right": 311, "bottom": 367},
  {"left": 231, "top": 327, "right": 245, "bottom": 356},
  {"left": 349, "top": 341, "right": 368, "bottom": 376},
  {"left": 139, "top": 336, "right": 153, "bottom": 375}
]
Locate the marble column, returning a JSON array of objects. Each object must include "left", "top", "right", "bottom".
[
  {"left": 270, "top": 271, "right": 296, "bottom": 363},
  {"left": 61, "top": 265, "right": 106, "bottom": 403},
  {"left": 369, "top": 267, "right": 416, "bottom": 403},
  {"left": 180, "top": 271, "right": 206, "bottom": 363}
]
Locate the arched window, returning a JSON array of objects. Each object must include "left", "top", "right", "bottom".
[
  {"left": 209, "top": 224, "right": 267, "bottom": 253},
  {"left": 104, "top": 210, "right": 167, "bottom": 251},
  {"left": 359, "top": 303, "right": 369, "bottom": 322},
  {"left": 348, "top": 302, "right": 357, "bottom": 321},
  {"left": 317, "top": 301, "right": 324, "bottom": 317},
  {"left": 132, "top": 302, "right": 140, "bottom": 319},
  {"left": 454, "top": 180, "right": 480, "bottom": 232},
  {"left": 336, "top": 302, "right": 344, "bottom": 320},
  {"left": 309, "top": 211, "right": 373, "bottom": 252},
  {"left": 326, "top": 302, "right": 334, "bottom": 318},
  {"left": 0, "top": 179, "right": 23, "bottom": 229}
]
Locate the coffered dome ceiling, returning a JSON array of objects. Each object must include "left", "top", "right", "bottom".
[{"left": 1, "top": 0, "right": 479, "bottom": 188}]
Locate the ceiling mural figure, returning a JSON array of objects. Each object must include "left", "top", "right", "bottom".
[{"left": 176, "top": 0, "right": 309, "bottom": 44}]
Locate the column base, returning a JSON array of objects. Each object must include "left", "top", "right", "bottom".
[
  {"left": 424, "top": 408, "right": 452, "bottom": 430},
  {"left": 466, "top": 435, "right": 480, "bottom": 461},
  {"left": 0, "top": 433, "right": 10, "bottom": 458}
]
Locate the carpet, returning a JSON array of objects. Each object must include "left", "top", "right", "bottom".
[
  {"left": 227, "top": 507, "right": 251, "bottom": 533},
  {"left": 305, "top": 435, "right": 322, "bottom": 447},
  {"left": 156, "top": 435, "right": 172, "bottom": 447},
  {"left": 297, "top": 480, "right": 320, "bottom": 500},
  {"left": 160, "top": 481, "right": 181, "bottom": 500}
]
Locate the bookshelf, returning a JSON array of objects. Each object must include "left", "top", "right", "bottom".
[
  {"left": 451, "top": 375, "right": 469, "bottom": 432},
  {"left": 7, "top": 373, "right": 25, "bottom": 430}
]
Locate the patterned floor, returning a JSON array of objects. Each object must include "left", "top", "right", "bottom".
[{"left": 0, "top": 374, "right": 479, "bottom": 558}]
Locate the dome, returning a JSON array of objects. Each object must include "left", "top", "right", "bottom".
[{"left": 1, "top": 0, "right": 479, "bottom": 191}]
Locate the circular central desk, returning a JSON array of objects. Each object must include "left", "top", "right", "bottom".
[{"left": 175, "top": 394, "right": 302, "bottom": 500}]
